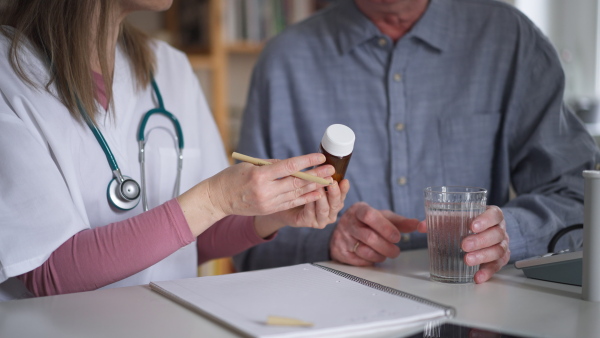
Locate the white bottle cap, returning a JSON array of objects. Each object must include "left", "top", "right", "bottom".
[{"left": 321, "top": 124, "right": 355, "bottom": 157}]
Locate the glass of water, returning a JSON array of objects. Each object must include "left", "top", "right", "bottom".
[{"left": 424, "top": 186, "right": 487, "bottom": 283}]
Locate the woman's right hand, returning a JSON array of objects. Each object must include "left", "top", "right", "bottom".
[{"left": 177, "top": 153, "right": 333, "bottom": 236}]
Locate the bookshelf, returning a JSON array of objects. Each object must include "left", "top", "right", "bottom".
[
  {"left": 131, "top": 0, "right": 322, "bottom": 276},
  {"left": 163, "top": 0, "right": 319, "bottom": 153},
  {"left": 164, "top": 0, "right": 231, "bottom": 154}
]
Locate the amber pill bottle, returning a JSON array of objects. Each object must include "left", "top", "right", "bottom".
[{"left": 320, "top": 124, "right": 355, "bottom": 183}]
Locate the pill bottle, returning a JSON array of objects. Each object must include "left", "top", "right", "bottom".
[{"left": 319, "top": 124, "right": 355, "bottom": 182}]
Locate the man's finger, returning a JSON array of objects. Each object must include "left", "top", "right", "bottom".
[
  {"left": 464, "top": 240, "right": 508, "bottom": 266},
  {"left": 462, "top": 226, "right": 506, "bottom": 252},
  {"left": 471, "top": 205, "right": 504, "bottom": 233},
  {"left": 417, "top": 220, "right": 427, "bottom": 233},
  {"left": 381, "top": 210, "right": 420, "bottom": 232},
  {"left": 354, "top": 205, "right": 401, "bottom": 243},
  {"left": 347, "top": 224, "right": 400, "bottom": 258},
  {"left": 353, "top": 242, "right": 388, "bottom": 263}
]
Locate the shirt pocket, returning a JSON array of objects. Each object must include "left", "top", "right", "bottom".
[{"left": 438, "top": 113, "right": 501, "bottom": 189}]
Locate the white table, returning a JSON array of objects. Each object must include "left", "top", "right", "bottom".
[{"left": 0, "top": 249, "right": 597, "bottom": 338}]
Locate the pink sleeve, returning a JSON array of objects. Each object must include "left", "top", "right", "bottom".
[
  {"left": 196, "top": 215, "right": 275, "bottom": 265},
  {"left": 17, "top": 199, "right": 195, "bottom": 297}
]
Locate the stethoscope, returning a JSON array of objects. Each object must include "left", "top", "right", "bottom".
[{"left": 79, "top": 77, "right": 184, "bottom": 211}]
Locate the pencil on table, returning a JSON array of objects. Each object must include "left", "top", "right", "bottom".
[
  {"left": 232, "top": 152, "right": 331, "bottom": 186},
  {"left": 265, "top": 315, "right": 314, "bottom": 327}
]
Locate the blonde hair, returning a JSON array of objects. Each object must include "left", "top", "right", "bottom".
[{"left": 0, "top": 0, "right": 156, "bottom": 122}]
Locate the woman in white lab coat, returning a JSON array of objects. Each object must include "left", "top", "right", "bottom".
[{"left": 0, "top": 0, "right": 349, "bottom": 301}]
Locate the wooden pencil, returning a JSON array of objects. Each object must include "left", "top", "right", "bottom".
[
  {"left": 265, "top": 315, "right": 313, "bottom": 327},
  {"left": 232, "top": 152, "right": 331, "bottom": 186}
]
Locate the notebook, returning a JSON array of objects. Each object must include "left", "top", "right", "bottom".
[{"left": 150, "top": 263, "right": 455, "bottom": 338}]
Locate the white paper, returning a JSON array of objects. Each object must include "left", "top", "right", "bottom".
[{"left": 150, "top": 263, "right": 452, "bottom": 337}]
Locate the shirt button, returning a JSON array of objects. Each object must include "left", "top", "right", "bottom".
[
  {"left": 393, "top": 73, "right": 402, "bottom": 82},
  {"left": 378, "top": 38, "right": 387, "bottom": 47},
  {"left": 395, "top": 123, "right": 405, "bottom": 131},
  {"left": 397, "top": 177, "right": 407, "bottom": 186}
]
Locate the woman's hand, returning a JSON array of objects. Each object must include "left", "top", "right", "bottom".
[
  {"left": 254, "top": 177, "right": 350, "bottom": 238},
  {"left": 178, "top": 153, "right": 334, "bottom": 236}
]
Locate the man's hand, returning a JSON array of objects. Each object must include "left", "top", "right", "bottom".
[
  {"left": 330, "top": 202, "right": 420, "bottom": 266},
  {"left": 418, "top": 205, "right": 510, "bottom": 283}
]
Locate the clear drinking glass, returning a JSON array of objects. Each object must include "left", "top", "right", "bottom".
[{"left": 424, "top": 186, "right": 487, "bottom": 283}]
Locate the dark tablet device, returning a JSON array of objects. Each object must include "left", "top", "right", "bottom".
[
  {"left": 405, "top": 322, "right": 531, "bottom": 338},
  {"left": 514, "top": 250, "right": 582, "bottom": 286}
]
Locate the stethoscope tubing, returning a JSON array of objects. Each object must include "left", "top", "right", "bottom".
[
  {"left": 78, "top": 99, "right": 120, "bottom": 172},
  {"left": 138, "top": 108, "right": 184, "bottom": 211},
  {"left": 79, "top": 76, "right": 184, "bottom": 211}
]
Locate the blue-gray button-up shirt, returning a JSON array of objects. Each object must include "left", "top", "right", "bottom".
[{"left": 234, "top": 0, "right": 600, "bottom": 270}]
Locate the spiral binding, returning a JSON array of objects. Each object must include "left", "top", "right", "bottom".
[{"left": 311, "top": 263, "right": 456, "bottom": 318}]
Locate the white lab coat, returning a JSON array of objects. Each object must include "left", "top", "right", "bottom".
[{"left": 0, "top": 31, "right": 229, "bottom": 300}]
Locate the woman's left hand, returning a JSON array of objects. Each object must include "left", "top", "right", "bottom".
[{"left": 254, "top": 166, "right": 350, "bottom": 238}]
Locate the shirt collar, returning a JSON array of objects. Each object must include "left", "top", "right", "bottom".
[
  {"left": 408, "top": 0, "right": 451, "bottom": 52},
  {"left": 334, "top": 0, "right": 451, "bottom": 55},
  {"left": 334, "top": 0, "right": 381, "bottom": 55}
]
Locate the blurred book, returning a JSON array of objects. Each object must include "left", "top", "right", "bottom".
[{"left": 223, "top": 0, "right": 323, "bottom": 44}]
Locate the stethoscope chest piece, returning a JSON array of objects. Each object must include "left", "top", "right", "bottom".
[
  {"left": 80, "top": 76, "right": 182, "bottom": 212},
  {"left": 107, "top": 171, "right": 141, "bottom": 210}
]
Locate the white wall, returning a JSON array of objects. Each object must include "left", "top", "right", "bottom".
[{"left": 514, "top": 0, "right": 599, "bottom": 102}]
